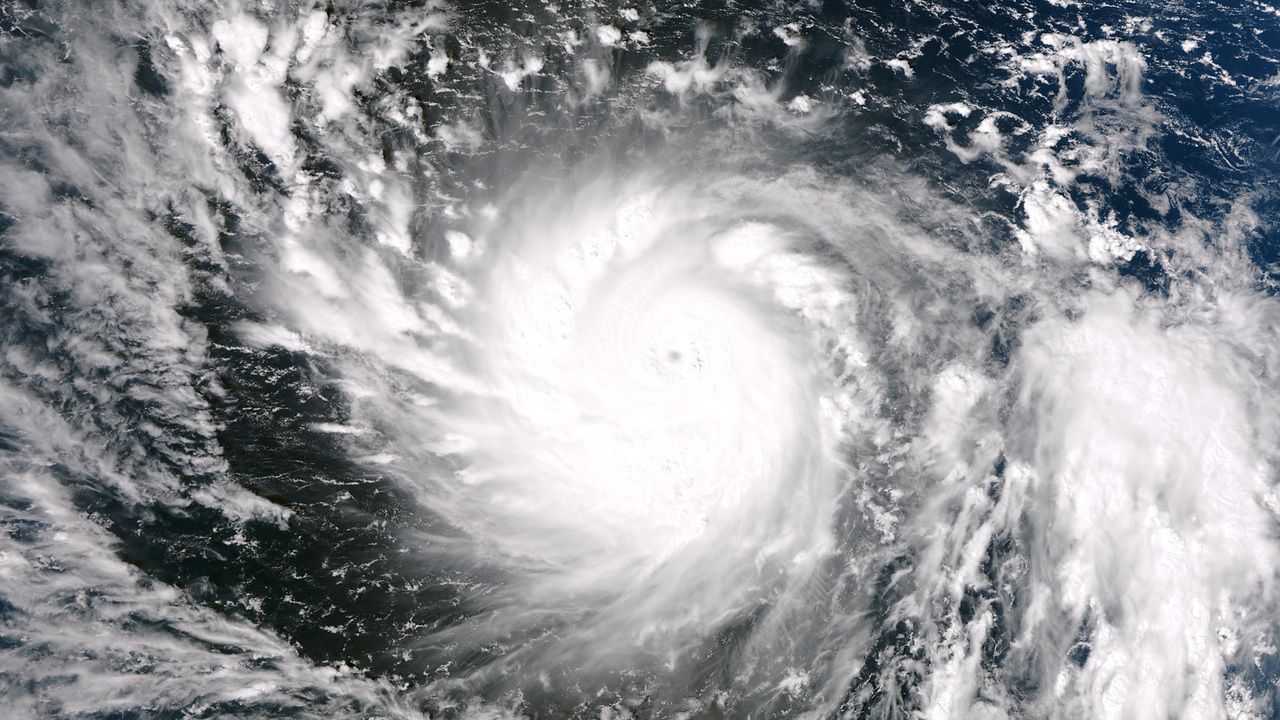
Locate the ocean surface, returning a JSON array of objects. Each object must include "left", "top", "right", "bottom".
[{"left": 2, "top": 0, "right": 1280, "bottom": 718}]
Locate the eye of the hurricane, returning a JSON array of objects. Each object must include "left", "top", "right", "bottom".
[{"left": 451, "top": 201, "right": 841, "bottom": 635}]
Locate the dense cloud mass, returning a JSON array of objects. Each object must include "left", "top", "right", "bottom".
[{"left": 2, "top": 0, "right": 1280, "bottom": 718}]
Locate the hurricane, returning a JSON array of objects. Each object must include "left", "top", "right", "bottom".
[{"left": 3, "top": 1, "right": 1280, "bottom": 718}]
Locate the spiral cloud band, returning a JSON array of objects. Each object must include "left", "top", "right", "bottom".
[{"left": 400, "top": 177, "right": 850, "bottom": 659}]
